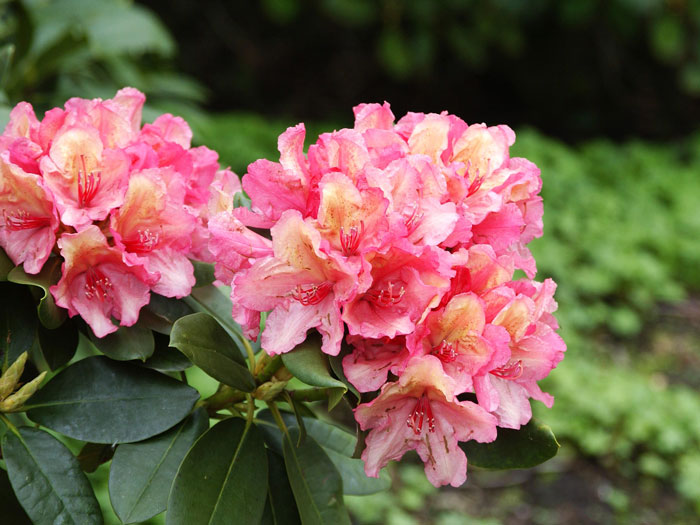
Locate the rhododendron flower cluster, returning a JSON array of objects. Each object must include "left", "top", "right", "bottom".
[
  {"left": 0, "top": 88, "right": 235, "bottom": 337},
  {"left": 209, "top": 103, "right": 566, "bottom": 487}
]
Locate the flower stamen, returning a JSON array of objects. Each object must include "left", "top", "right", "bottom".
[
  {"left": 291, "top": 282, "right": 333, "bottom": 306},
  {"left": 77, "top": 154, "right": 101, "bottom": 208},
  {"left": 407, "top": 395, "right": 435, "bottom": 435},
  {"left": 122, "top": 228, "right": 160, "bottom": 254},
  {"left": 340, "top": 221, "right": 364, "bottom": 255},
  {"left": 366, "top": 281, "right": 405, "bottom": 307},
  {"left": 3, "top": 210, "right": 51, "bottom": 231},
  {"left": 490, "top": 360, "right": 523, "bottom": 380},
  {"left": 431, "top": 340, "right": 458, "bottom": 363},
  {"left": 84, "top": 268, "right": 113, "bottom": 301}
]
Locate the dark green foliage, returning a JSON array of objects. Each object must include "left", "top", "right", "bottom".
[
  {"left": 167, "top": 418, "right": 268, "bottom": 525},
  {"left": 25, "top": 356, "right": 200, "bottom": 443},
  {"left": 2, "top": 427, "right": 103, "bottom": 524}
]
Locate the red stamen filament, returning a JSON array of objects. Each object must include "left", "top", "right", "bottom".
[
  {"left": 77, "top": 155, "right": 101, "bottom": 208},
  {"left": 3, "top": 210, "right": 51, "bottom": 231},
  {"left": 366, "top": 281, "right": 405, "bottom": 307},
  {"left": 407, "top": 395, "right": 436, "bottom": 435},
  {"left": 491, "top": 360, "right": 524, "bottom": 380},
  {"left": 432, "top": 340, "right": 458, "bottom": 363},
  {"left": 404, "top": 206, "right": 424, "bottom": 235},
  {"left": 340, "top": 221, "right": 364, "bottom": 255},
  {"left": 84, "top": 268, "right": 113, "bottom": 301},
  {"left": 122, "top": 228, "right": 160, "bottom": 254},
  {"left": 467, "top": 173, "right": 485, "bottom": 197},
  {"left": 291, "top": 282, "right": 333, "bottom": 306}
]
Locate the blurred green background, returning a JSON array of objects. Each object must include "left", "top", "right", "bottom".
[{"left": 2, "top": 1, "right": 700, "bottom": 523}]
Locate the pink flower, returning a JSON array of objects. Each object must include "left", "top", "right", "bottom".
[
  {"left": 0, "top": 152, "right": 59, "bottom": 274},
  {"left": 355, "top": 355, "right": 497, "bottom": 487},
  {"left": 408, "top": 292, "right": 511, "bottom": 393},
  {"left": 109, "top": 168, "right": 196, "bottom": 298},
  {"left": 232, "top": 210, "right": 358, "bottom": 355},
  {"left": 50, "top": 226, "right": 157, "bottom": 337},
  {"left": 40, "top": 124, "right": 130, "bottom": 229},
  {"left": 342, "top": 246, "right": 452, "bottom": 339},
  {"left": 342, "top": 335, "right": 410, "bottom": 393},
  {"left": 474, "top": 279, "right": 566, "bottom": 427}
]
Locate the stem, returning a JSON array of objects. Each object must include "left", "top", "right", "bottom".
[
  {"left": 256, "top": 355, "right": 283, "bottom": 384},
  {"left": 244, "top": 343, "right": 256, "bottom": 375},
  {"left": 267, "top": 402, "right": 290, "bottom": 440},
  {"left": 0, "top": 413, "right": 21, "bottom": 438},
  {"left": 201, "top": 385, "right": 246, "bottom": 415},
  {"left": 245, "top": 394, "right": 255, "bottom": 428}
]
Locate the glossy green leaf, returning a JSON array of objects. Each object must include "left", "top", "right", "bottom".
[
  {"left": 283, "top": 428, "right": 351, "bottom": 525},
  {"left": 0, "top": 466, "right": 32, "bottom": 524},
  {"left": 192, "top": 260, "right": 216, "bottom": 287},
  {"left": 8, "top": 257, "right": 66, "bottom": 329},
  {"left": 328, "top": 345, "right": 360, "bottom": 401},
  {"left": 282, "top": 335, "right": 346, "bottom": 409},
  {"left": 170, "top": 312, "right": 255, "bottom": 392},
  {"left": 0, "top": 247, "right": 13, "bottom": 280},
  {"left": 89, "top": 323, "right": 155, "bottom": 361},
  {"left": 460, "top": 418, "right": 560, "bottom": 470},
  {"left": 167, "top": 418, "right": 268, "bottom": 525},
  {"left": 266, "top": 450, "right": 301, "bottom": 525},
  {"left": 140, "top": 294, "right": 194, "bottom": 335},
  {"left": 259, "top": 411, "right": 389, "bottom": 496},
  {"left": 141, "top": 333, "right": 192, "bottom": 372},
  {"left": 185, "top": 284, "right": 259, "bottom": 352},
  {"left": 110, "top": 408, "right": 209, "bottom": 523},
  {"left": 35, "top": 318, "right": 79, "bottom": 370},
  {"left": 2, "top": 427, "right": 102, "bottom": 525},
  {"left": 25, "top": 356, "right": 199, "bottom": 443},
  {"left": 0, "top": 282, "right": 37, "bottom": 368}
]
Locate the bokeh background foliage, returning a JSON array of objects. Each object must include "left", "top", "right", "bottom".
[{"left": 2, "top": 0, "right": 700, "bottom": 523}]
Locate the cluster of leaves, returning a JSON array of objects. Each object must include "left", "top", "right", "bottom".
[{"left": 0, "top": 0, "right": 205, "bottom": 124}]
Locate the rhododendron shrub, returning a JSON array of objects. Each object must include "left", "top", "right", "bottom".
[
  {"left": 210, "top": 102, "right": 566, "bottom": 487},
  {"left": 0, "top": 94, "right": 563, "bottom": 525}
]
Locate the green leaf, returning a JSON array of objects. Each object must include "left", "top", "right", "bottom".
[
  {"left": 282, "top": 335, "right": 347, "bottom": 409},
  {"left": 0, "top": 248, "right": 13, "bottom": 280},
  {"left": 83, "top": 1, "right": 175, "bottom": 57},
  {"left": 35, "top": 318, "right": 79, "bottom": 371},
  {"left": 7, "top": 257, "right": 66, "bottom": 329},
  {"left": 2, "top": 427, "right": 102, "bottom": 525},
  {"left": 192, "top": 260, "right": 216, "bottom": 287},
  {"left": 110, "top": 408, "right": 209, "bottom": 523},
  {"left": 283, "top": 428, "right": 351, "bottom": 525},
  {"left": 140, "top": 294, "right": 194, "bottom": 335},
  {"left": 89, "top": 323, "right": 155, "bottom": 361},
  {"left": 25, "top": 356, "right": 199, "bottom": 443},
  {"left": 266, "top": 450, "right": 301, "bottom": 525},
  {"left": 0, "top": 282, "right": 37, "bottom": 368},
  {"left": 328, "top": 345, "right": 360, "bottom": 401},
  {"left": 167, "top": 418, "right": 268, "bottom": 525},
  {"left": 0, "top": 466, "right": 32, "bottom": 524},
  {"left": 185, "top": 284, "right": 258, "bottom": 353},
  {"left": 170, "top": 312, "right": 255, "bottom": 392},
  {"left": 459, "top": 418, "right": 560, "bottom": 470},
  {"left": 141, "top": 333, "right": 192, "bottom": 372},
  {"left": 259, "top": 411, "right": 389, "bottom": 496}
]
